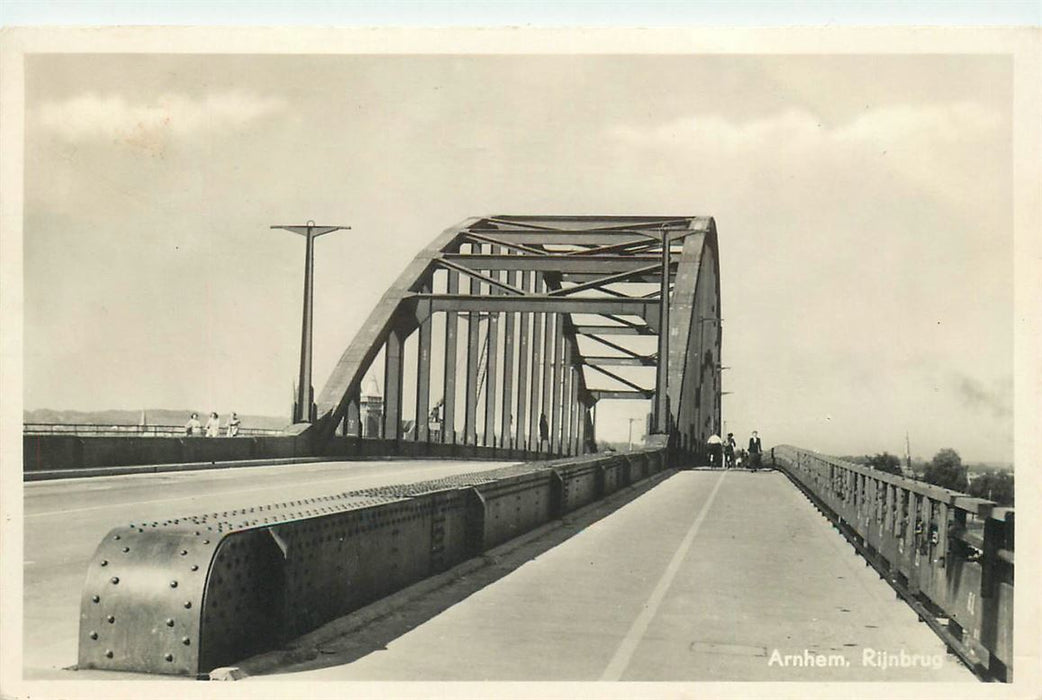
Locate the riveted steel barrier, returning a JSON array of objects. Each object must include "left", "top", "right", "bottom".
[
  {"left": 772, "top": 445, "right": 1014, "bottom": 681},
  {"left": 78, "top": 448, "right": 668, "bottom": 677}
]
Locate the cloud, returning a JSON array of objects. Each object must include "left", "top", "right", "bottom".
[
  {"left": 950, "top": 372, "right": 1013, "bottom": 419},
  {"left": 605, "top": 102, "right": 1003, "bottom": 211},
  {"left": 36, "top": 91, "right": 287, "bottom": 144}
]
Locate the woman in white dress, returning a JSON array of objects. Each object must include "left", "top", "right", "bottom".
[{"left": 204, "top": 412, "right": 220, "bottom": 437}]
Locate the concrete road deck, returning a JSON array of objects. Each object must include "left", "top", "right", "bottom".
[{"left": 262, "top": 469, "right": 975, "bottom": 682}]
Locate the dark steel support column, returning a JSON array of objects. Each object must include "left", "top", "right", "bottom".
[
  {"left": 464, "top": 265, "right": 480, "bottom": 445},
  {"left": 383, "top": 327, "right": 404, "bottom": 440},
  {"left": 552, "top": 317, "right": 565, "bottom": 454},
  {"left": 540, "top": 312, "right": 553, "bottom": 453},
  {"left": 562, "top": 349, "right": 573, "bottom": 455},
  {"left": 501, "top": 267, "right": 516, "bottom": 448},
  {"left": 529, "top": 303, "right": 543, "bottom": 452},
  {"left": 415, "top": 292, "right": 432, "bottom": 442},
  {"left": 443, "top": 271, "right": 459, "bottom": 443},
  {"left": 654, "top": 230, "right": 670, "bottom": 434},
  {"left": 515, "top": 271, "right": 532, "bottom": 450},
  {"left": 484, "top": 307, "right": 499, "bottom": 447}
]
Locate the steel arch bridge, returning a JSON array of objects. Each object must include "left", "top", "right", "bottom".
[{"left": 295, "top": 214, "right": 722, "bottom": 462}]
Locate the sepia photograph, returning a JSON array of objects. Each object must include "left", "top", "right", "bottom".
[{"left": 1, "top": 16, "right": 1039, "bottom": 700}]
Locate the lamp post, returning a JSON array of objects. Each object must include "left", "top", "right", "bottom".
[{"left": 272, "top": 221, "right": 350, "bottom": 423}]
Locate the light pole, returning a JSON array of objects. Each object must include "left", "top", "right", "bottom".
[{"left": 272, "top": 221, "right": 350, "bottom": 423}]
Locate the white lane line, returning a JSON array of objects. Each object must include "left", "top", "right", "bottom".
[
  {"left": 599, "top": 469, "right": 727, "bottom": 681},
  {"left": 24, "top": 464, "right": 498, "bottom": 519}
]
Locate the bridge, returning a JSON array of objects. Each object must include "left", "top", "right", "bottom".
[{"left": 20, "top": 216, "right": 1013, "bottom": 684}]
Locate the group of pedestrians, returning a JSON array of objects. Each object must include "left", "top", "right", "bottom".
[
  {"left": 185, "top": 411, "right": 240, "bottom": 437},
  {"left": 706, "top": 430, "right": 763, "bottom": 470}
]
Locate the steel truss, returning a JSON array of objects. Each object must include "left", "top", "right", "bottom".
[{"left": 300, "top": 215, "right": 722, "bottom": 461}]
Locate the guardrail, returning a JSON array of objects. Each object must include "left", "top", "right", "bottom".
[
  {"left": 772, "top": 445, "right": 1013, "bottom": 681},
  {"left": 24, "top": 423, "right": 284, "bottom": 437},
  {"left": 77, "top": 448, "right": 669, "bottom": 677}
]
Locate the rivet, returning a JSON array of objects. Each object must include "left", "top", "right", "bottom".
[
  {"left": 170, "top": 580, "right": 178, "bottom": 588},
  {"left": 89, "top": 631, "right": 98, "bottom": 640},
  {"left": 100, "top": 560, "right": 108, "bottom": 567},
  {"left": 107, "top": 615, "right": 115, "bottom": 623},
  {"left": 202, "top": 539, "right": 210, "bottom": 545},
  {"left": 91, "top": 595, "right": 100, "bottom": 603},
  {"left": 182, "top": 636, "right": 191, "bottom": 646},
  {"left": 113, "top": 535, "right": 121, "bottom": 541},
  {"left": 166, "top": 618, "right": 175, "bottom": 627},
  {"left": 105, "top": 650, "right": 114, "bottom": 658},
  {"left": 110, "top": 577, "right": 119, "bottom": 584},
  {"left": 164, "top": 653, "right": 173, "bottom": 662},
  {"left": 122, "top": 547, "right": 130, "bottom": 553},
  {"left": 190, "top": 564, "right": 199, "bottom": 571},
  {"left": 180, "top": 549, "right": 188, "bottom": 556},
  {"left": 184, "top": 601, "right": 192, "bottom": 609}
]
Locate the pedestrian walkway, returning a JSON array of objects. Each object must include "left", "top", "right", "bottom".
[{"left": 260, "top": 469, "right": 976, "bottom": 682}]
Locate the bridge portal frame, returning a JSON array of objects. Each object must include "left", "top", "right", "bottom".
[{"left": 296, "top": 215, "right": 722, "bottom": 461}]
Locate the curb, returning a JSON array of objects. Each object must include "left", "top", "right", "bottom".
[{"left": 24, "top": 456, "right": 332, "bottom": 481}]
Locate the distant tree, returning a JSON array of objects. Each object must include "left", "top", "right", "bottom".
[
  {"left": 969, "top": 471, "right": 1015, "bottom": 506},
  {"left": 866, "top": 451, "right": 903, "bottom": 476},
  {"left": 923, "top": 448, "right": 968, "bottom": 492}
]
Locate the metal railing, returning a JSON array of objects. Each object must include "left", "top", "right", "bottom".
[
  {"left": 772, "top": 445, "right": 1014, "bottom": 682},
  {"left": 23, "top": 423, "right": 284, "bottom": 437}
]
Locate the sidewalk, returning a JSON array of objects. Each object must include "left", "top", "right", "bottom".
[{"left": 258, "top": 469, "right": 975, "bottom": 682}]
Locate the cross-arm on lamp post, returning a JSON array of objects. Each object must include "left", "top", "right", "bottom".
[{"left": 272, "top": 221, "right": 351, "bottom": 423}]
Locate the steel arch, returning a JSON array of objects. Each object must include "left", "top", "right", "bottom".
[{"left": 295, "top": 215, "right": 721, "bottom": 462}]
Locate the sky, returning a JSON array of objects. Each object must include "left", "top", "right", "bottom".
[{"left": 21, "top": 52, "right": 1016, "bottom": 462}]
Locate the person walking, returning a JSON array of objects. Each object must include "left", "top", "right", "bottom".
[
  {"left": 225, "top": 412, "right": 241, "bottom": 437},
  {"left": 185, "top": 412, "right": 202, "bottom": 436},
  {"left": 205, "top": 411, "right": 221, "bottom": 437},
  {"left": 724, "top": 432, "right": 736, "bottom": 469},
  {"left": 748, "top": 430, "right": 763, "bottom": 471}
]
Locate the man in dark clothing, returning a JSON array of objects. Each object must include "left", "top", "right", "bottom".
[{"left": 748, "top": 431, "right": 763, "bottom": 471}]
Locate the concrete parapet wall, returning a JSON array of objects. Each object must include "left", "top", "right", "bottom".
[
  {"left": 24, "top": 435, "right": 307, "bottom": 473},
  {"left": 76, "top": 448, "right": 670, "bottom": 677}
]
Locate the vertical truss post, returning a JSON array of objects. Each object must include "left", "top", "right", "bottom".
[
  {"left": 577, "top": 402, "right": 588, "bottom": 453},
  {"left": 501, "top": 255, "right": 516, "bottom": 449},
  {"left": 552, "top": 317, "right": 565, "bottom": 454},
  {"left": 383, "top": 326, "right": 405, "bottom": 440},
  {"left": 529, "top": 287, "right": 544, "bottom": 452},
  {"left": 484, "top": 298, "right": 500, "bottom": 448},
  {"left": 562, "top": 347, "right": 573, "bottom": 455},
  {"left": 464, "top": 245, "right": 481, "bottom": 445},
  {"left": 654, "top": 228, "right": 670, "bottom": 434},
  {"left": 570, "top": 371, "right": 580, "bottom": 454},
  {"left": 415, "top": 285, "right": 432, "bottom": 443},
  {"left": 515, "top": 271, "right": 532, "bottom": 451},
  {"left": 541, "top": 312, "right": 554, "bottom": 453},
  {"left": 442, "top": 270, "right": 459, "bottom": 444}
]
